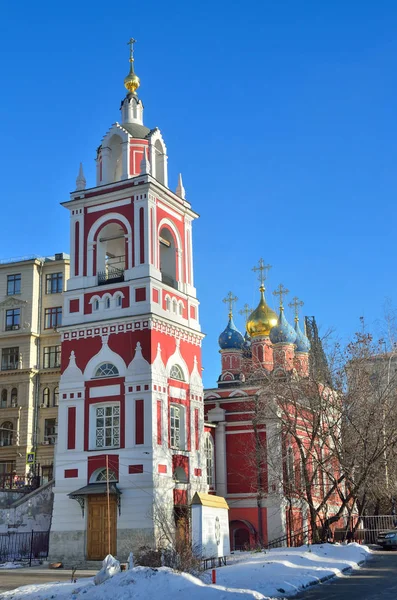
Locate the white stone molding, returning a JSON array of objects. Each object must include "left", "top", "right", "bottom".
[
  {"left": 127, "top": 341, "right": 150, "bottom": 380},
  {"left": 83, "top": 336, "right": 126, "bottom": 380},
  {"left": 165, "top": 338, "right": 190, "bottom": 383},
  {"left": 61, "top": 351, "right": 84, "bottom": 385}
]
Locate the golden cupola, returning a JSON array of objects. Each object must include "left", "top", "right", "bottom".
[
  {"left": 124, "top": 37, "right": 140, "bottom": 94},
  {"left": 246, "top": 285, "right": 278, "bottom": 338}
]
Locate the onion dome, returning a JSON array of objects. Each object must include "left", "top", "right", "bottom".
[
  {"left": 218, "top": 316, "right": 244, "bottom": 350},
  {"left": 246, "top": 286, "right": 278, "bottom": 338},
  {"left": 294, "top": 320, "right": 311, "bottom": 353},
  {"left": 124, "top": 37, "right": 140, "bottom": 94},
  {"left": 270, "top": 309, "right": 297, "bottom": 345}
]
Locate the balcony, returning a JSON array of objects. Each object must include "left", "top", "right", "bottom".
[
  {"left": 98, "top": 267, "right": 125, "bottom": 286},
  {"left": 161, "top": 272, "right": 178, "bottom": 290}
]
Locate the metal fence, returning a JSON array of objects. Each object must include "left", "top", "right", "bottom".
[{"left": 0, "top": 531, "right": 50, "bottom": 565}]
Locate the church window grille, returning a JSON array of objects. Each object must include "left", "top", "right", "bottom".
[
  {"left": 95, "top": 468, "right": 118, "bottom": 482},
  {"left": 205, "top": 434, "right": 214, "bottom": 487},
  {"left": 170, "top": 364, "right": 184, "bottom": 381},
  {"left": 170, "top": 405, "right": 181, "bottom": 449},
  {"left": 94, "top": 363, "right": 119, "bottom": 378},
  {"left": 95, "top": 405, "right": 120, "bottom": 448},
  {"left": 7, "top": 274, "right": 21, "bottom": 296}
]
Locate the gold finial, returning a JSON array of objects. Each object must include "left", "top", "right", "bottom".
[
  {"left": 223, "top": 291, "right": 238, "bottom": 319},
  {"left": 288, "top": 296, "right": 304, "bottom": 322},
  {"left": 273, "top": 284, "right": 289, "bottom": 311},
  {"left": 124, "top": 37, "right": 140, "bottom": 94},
  {"left": 239, "top": 304, "right": 253, "bottom": 323},
  {"left": 252, "top": 258, "right": 272, "bottom": 291}
]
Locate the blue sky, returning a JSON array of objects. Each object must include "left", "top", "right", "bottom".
[{"left": 0, "top": 1, "right": 396, "bottom": 386}]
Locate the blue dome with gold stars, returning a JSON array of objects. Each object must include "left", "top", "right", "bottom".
[
  {"left": 270, "top": 310, "right": 297, "bottom": 345},
  {"left": 219, "top": 317, "right": 244, "bottom": 350},
  {"left": 294, "top": 320, "right": 310, "bottom": 353}
]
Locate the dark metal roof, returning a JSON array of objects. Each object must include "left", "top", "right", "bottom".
[
  {"left": 68, "top": 483, "right": 121, "bottom": 497},
  {"left": 120, "top": 122, "right": 152, "bottom": 139}
]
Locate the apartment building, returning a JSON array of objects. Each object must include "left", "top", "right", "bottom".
[{"left": 0, "top": 253, "right": 69, "bottom": 487}]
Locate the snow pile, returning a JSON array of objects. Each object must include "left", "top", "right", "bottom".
[
  {"left": 214, "top": 543, "right": 371, "bottom": 597},
  {"left": 0, "top": 562, "right": 23, "bottom": 569},
  {"left": 0, "top": 543, "right": 371, "bottom": 600},
  {"left": 93, "top": 554, "right": 120, "bottom": 585}
]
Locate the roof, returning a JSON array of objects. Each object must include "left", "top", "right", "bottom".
[
  {"left": 68, "top": 483, "right": 121, "bottom": 497},
  {"left": 191, "top": 492, "right": 229, "bottom": 509},
  {"left": 119, "top": 122, "right": 152, "bottom": 139}
]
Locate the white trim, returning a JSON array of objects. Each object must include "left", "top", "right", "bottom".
[
  {"left": 87, "top": 198, "right": 131, "bottom": 214},
  {"left": 89, "top": 384, "right": 120, "bottom": 398},
  {"left": 157, "top": 202, "right": 182, "bottom": 222}
]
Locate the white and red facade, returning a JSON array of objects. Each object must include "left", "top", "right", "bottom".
[{"left": 49, "top": 83, "right": 208, "bottom": 561}]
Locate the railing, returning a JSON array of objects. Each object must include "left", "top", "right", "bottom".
[
  {"left": 98, "top": 267, "right": 125, "bottom": 285},
  {"left": 0, "top": 531, "right": 50, "bottom": 565},
  {"left": 266, "top": 527, "right": 311, "bottom": 550},
  {"left": 0, "top": 472, "right": 41, "bottom": 492}
]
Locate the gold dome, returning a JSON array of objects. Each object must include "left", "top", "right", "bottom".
[
  {"left": 246, "top": 286, "right": 278, "bottom": 338},
  {"left": 124, "top": 65, "right": 140, "bottom": 94}
]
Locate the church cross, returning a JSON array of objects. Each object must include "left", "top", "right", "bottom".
[
  {"left": 239, "top": 303, "right": 252, "bottom": 322},
  {"left": 273, "top": 284, "right": 289, "bottom": 310},
  {"left": 289, "top": 296, "right": 304, "bottom": 321},
  {"left": 252, "top": 258, "right": 271, "bottom": 288},
  {"left": 127, "top": 37, "right": 137, "bottom": 63},
  {"left": 223, "top": 291, "right": 238, "bottom": 318}
]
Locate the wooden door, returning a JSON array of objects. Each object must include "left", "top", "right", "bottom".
[{"left": 87, "top": 495, "right": 117, "bottom": 560}]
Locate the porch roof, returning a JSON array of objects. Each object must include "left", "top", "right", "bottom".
[{"left": 68, "top": 483, "right": 122, "bottom": 498}]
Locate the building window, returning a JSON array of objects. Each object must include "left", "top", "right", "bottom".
[
  {"left": 205, "top": 434, "right": 215, "bottom": 488},
  {"left": 105, "top": 297, "right": 110, "bottom": 309},
  {"left": 170, "top": 405, "right": 181, "bottom": 449},
  {"left": 5, "top": 309, "right": 20, "bottom": 331},
  {"left": 0, "top": 422, "right": 13, "bottom": 447},
  {"left": 116, "top": 295, "right": 122, "bottom": 307},
  {"left": 44, "top": 419, "right": 56, "bottom": 444},
  {"left": 7, "top": 274, "right": 21, "bottom": 296},
  {"left": 166, "top": 297, "right": 171, "bottom": 311},
  {"left": 43, "top": 346, "right": 61, "bottom": 368},
  {"left": 44, "top": 307, "right": 62, "bottom": 329},
  {"left": 42, "top": 388, "right": 50, "bottom": 407},
  {"left": 1, "top": 390, "right": 7, "bottom": 408},
  {"left": 172, "top": 299, "right": 177, "bottom": 313},
  {"left": 179, "top": 303, "right": 183, "bottom": 316},
  {"left": 10, "top": 388, "right": 17, "bottom": 407},
  {"left": 95, "top": 405, "right": 120, "bottom": 448},
  {"left": 95, "top": 468, "right": 118, "bottom": 482},
  {"left": 94, "top": 363, "right": 119, "bottom": 378},
  {"left": 170, "top": 364, "right": 184, "bottom": 381},
  {"left": 93, "top": 299, "right": 99, "bottom": 311},
  {"left": 46, "top": 272, "right": 63, "bottom": 294},
  {"left": 41, "top": 465, "right": 53, "bottom": 485},
  {"left": 53, "top": 387, "right": 59, "bottom": 407},
  {"left": 1, "top": 348, "right": 19, "bottom": 371}
]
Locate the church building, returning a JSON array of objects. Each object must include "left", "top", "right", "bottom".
[{"left": 49, "top": 40, "right": 209, "bottom": 562}]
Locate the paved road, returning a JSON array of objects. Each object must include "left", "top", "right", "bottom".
[
  {"left": 296, "top": 550, "right": 397, "bottom": 600},
  {"left": 0, "top": 568, "right": 96, "bottom": 595}
]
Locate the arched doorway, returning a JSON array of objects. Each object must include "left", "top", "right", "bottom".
[{"left": 230, "top": 519, "right": 256, "bottom": 551}]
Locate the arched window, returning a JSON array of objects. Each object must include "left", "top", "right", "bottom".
[
  {"left": 170, "top": 364, "right": 184, "bottom": 381},
  {"left": 172, "top": 299, "right": 177, "bottom": 314},
  {"left": 53, "top": 387, "right": 59, "bottom": 407},
  {"left": 205, "top": 435, "right": 214, "bottom": 487},
  {"left": 0, "top": 422, "right": 13, "bottom": 447},
  {"left": 43, "top": 388, "right": 50, "bottom": 407},
  {"left": 95, "top": 468, "right": 118, "bottom": 482},
  {"left": 1, "top": 390, "right": 7, "bottom": 409},
  {"left": 105, "top": 297, "right": 111, "bottom": 309},
  {"left": 166, "top": 296, "right": 171, "bottom": 311},
  {"left": 96, "top": 222, "right": 127, "bottom": 284},
  {"left": 116, "top": 295, "right": 122, "bottom": 307},
  {"left": 94, "top": 363, "right": 119, "bottom": 378},
  {"left": 93, "top": 299, "right": 99, "bottom": 311},
  {"left": 173, "top": 466, "right": 188, "bottom": 484},
  {"left": 159, "top": 227, "right": 177, "bottom": 289},
  {"left": 178, "top": 303, "right": 183, "bottom": 316},
  {"left": 10, "top": 388, "right": 17, "bottom": 407}
]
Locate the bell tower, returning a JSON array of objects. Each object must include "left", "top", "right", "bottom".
[{"left": 50, "top": 40, "right": 206, "bottom": 563}]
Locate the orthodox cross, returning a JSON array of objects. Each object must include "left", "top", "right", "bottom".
[
  {"left": 127, "top": 37, "right": 137, "bottom": 63},
  {"left": 252, "top": 258, "right": 271, "bottom": 288},
  {"left": 239, "top": 303, "right": 252, "bottom": 322},
  {"left": 223, "top": 292, "right": 238, "bottom": 318},
  {"left": 273, "top": 284, "right": 289, "bottom": 310},
  {"left": 289, "top": 296, "right": 304, "bottom": 321}
]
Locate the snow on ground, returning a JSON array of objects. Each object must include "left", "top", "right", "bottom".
[
  {"left": 0, "top": 562, "right": 23, "bottom": 569},
  {"left": 0, "top": 543, "right": 372, "bottom": 600}
]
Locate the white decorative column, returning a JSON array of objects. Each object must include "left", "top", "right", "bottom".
[{"left": 207, "top": 404, "right": 227, "bottom": 498}]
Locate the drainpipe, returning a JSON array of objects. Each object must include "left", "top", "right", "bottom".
[{"left": 31, "top": 260, "right": 43, "bottom": 477}]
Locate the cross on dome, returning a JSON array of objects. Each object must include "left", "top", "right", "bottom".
[
  {"left": 239, "top": 304, "right": 253, "bottom": 322},
  {"left": 124, "top": 36, "right": 140, "bottom": 94},
  {"left": 223, "top": 291, "right": 238, "bottom": 318},
  {"left": 252, "top": 258, "right": 271, "bottom": 290},
  {"left": 273, "top": 284, "right": 290, "bottom": 311},
  {"left": 289, "top": 296, "right": 304, "bottom": 322}
]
